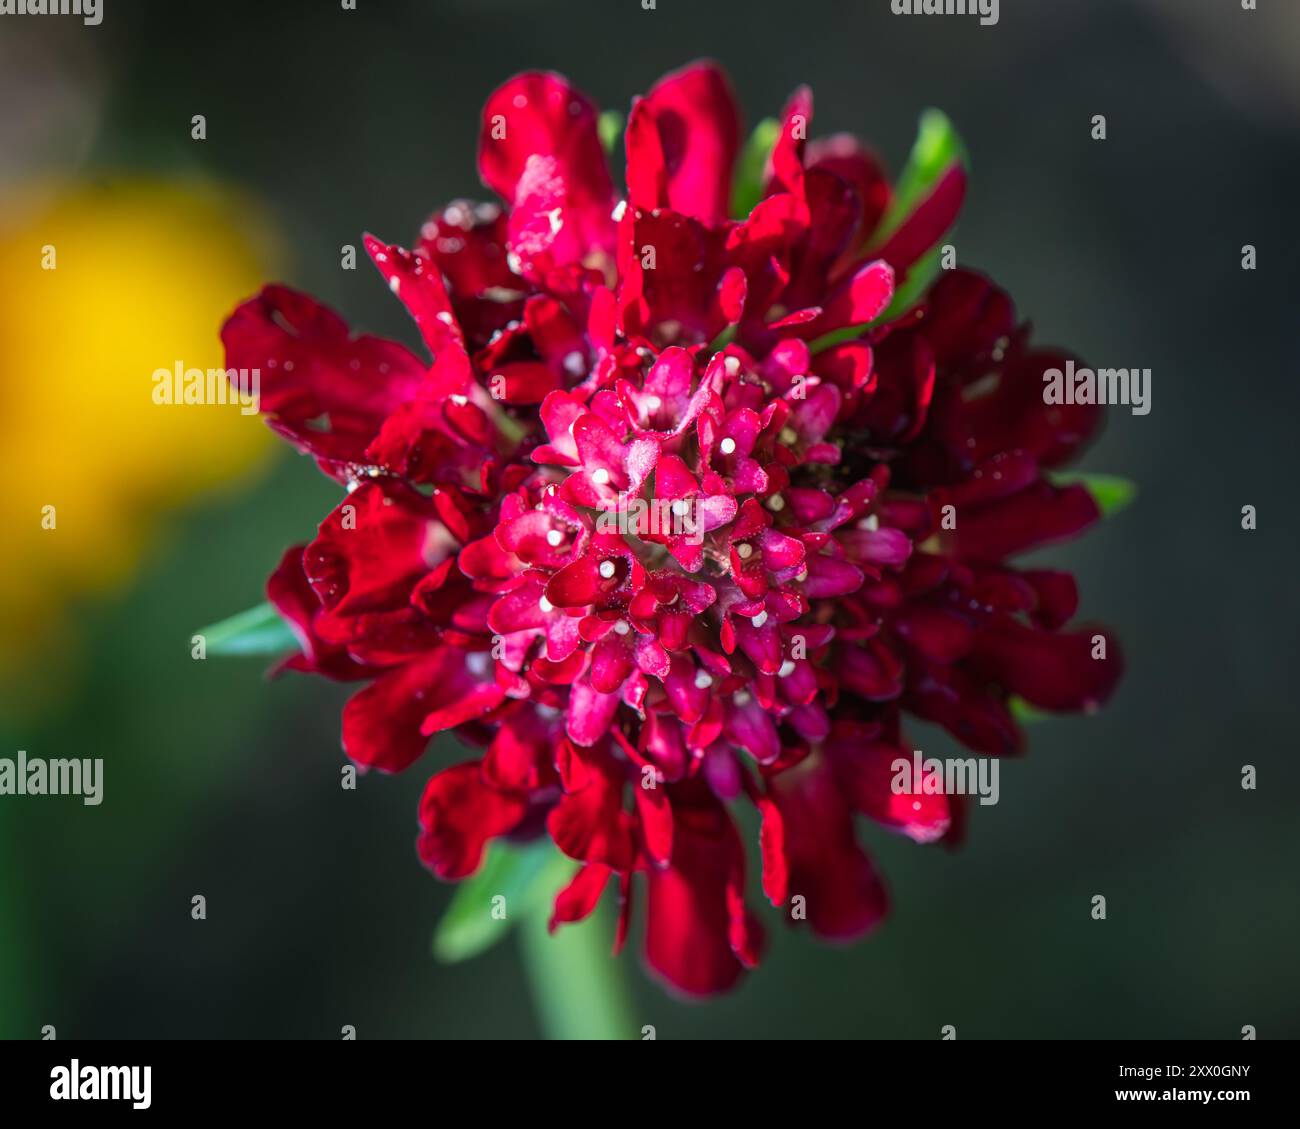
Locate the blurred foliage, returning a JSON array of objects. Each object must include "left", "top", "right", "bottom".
[{"left": 0, "top": 179, "right": 278, "bottom": 712}]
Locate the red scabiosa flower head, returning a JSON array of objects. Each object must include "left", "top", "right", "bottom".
[{"left": 225, "top": 61, "right": 1123, "bottom": 997}]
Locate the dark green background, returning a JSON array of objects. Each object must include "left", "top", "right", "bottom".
[{"left": 2, "top": 0, "right": 1298, "bottom": 1039}]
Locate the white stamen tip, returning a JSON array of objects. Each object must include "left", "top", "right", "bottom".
[
  {"left": 719, "top": 437, "right": 737, "bottom": 455},
  {"left": 539, "top": 596, "right": 554, "bottom": 613},
  {"left": 599, "top": 561, "right": 616, "bottom": 579},
  {"left": 751, "top": 611, "right": 768, "bottom": 628},
  {"left": 767, "top": 494, "right": 785, "bottom": 512},
  {"left": 546, "top": 530, "right": 564, "bottom": 547},
  {"left": 736, "top": 543, "right": 753, "bottom": 560},
  {"left": 694, "top": 671, "right": 713, "bottom": 689},
  {"left": 614, "top": 620, "right": 630, "bottom": 635},
  {"left": 778, "top": 660, "right": 796, "bottom": 677},
  {"left": 592, "top": 468, "right": 610, "bottom": 485},
  {"left": 724, "top": 357, "right": 741, "bottom": 376}
]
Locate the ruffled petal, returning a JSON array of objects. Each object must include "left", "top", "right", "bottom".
[
  {"left": 417, "top": 762, "right": 529, "bottom": 879},
  {"left": 221, "top": 286, "right": 424, "bottom": 478},
  {"left": 628, "top": 61, "right": 741, "bottom": 227},
  {"left": 643, "top": 795, "right": 757, "bottom": 996},
  {"left": 768, "top": 754, "right": 889, "bottom": 939}
]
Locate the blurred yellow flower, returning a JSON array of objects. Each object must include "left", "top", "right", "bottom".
[{"left": 0, "top": 179, "right": 279, "bottom": 703}]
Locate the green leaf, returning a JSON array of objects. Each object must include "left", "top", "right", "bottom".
[
  {"left": 871, "top": 108, "right": 967, "bottom": 250},
  {"left": 731, "top": 117, "right": 780, "bottom": 219},
  {"left": 1051, "top": 472, "right": 1138, "bottom": 518},
  {"left": 196, "top": 602, "right": 296, "bottom": 657},
  {"left": 598, "top": 110, "right": 624, "bottom": 156},
  {"left": 432, "top": 840, "right": 572, "bottom": 964}
]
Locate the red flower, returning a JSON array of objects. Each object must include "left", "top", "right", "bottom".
[{"left": 228, "top": 61, "right": 1123, "bottom": 997}]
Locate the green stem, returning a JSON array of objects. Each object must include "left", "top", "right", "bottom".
[{"left": 518, "top": 907, "right": 636, "bottom": 1041}]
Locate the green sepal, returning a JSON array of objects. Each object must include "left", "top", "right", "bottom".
[
  {"left": 196, "top": 602, "right": 296, "bottom": 657},
  {"left": 598, "top": 110, "right": 625, "bottom": 156},
  {"left": 731, "top": 117, "right": 781, "bottom": 220},
  {"left": 870, "top": 108, "right": 967, "bottom": 250},
  {"left": 1009, "top": 696, "right": 1053, "bottom": 725},
  {"left": 1051, "top": 472, "right": 1138, "bottom": 518}
]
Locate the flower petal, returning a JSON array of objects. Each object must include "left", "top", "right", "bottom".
[
  {"left": 629, "top": 61, "right": 741, "bottom": 227},
  {"left": 417, "top": 762, "right": 528, "bottom": 880}
]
